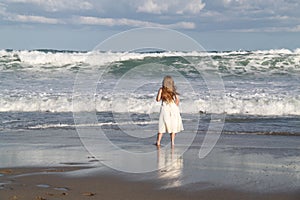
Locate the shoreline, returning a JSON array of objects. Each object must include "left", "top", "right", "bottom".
[{"left": 1, "top": 167, "right": 299, "bottom": 200}]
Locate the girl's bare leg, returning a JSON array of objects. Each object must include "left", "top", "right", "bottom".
[
  {"left": 156, "top": 132, "right": 163, "bottom": 146},
  {"left": 170, "top": 133, "right": 176, "bottom": 146}
]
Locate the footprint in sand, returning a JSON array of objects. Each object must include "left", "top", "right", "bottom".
[
  {"left": 46, "top": 192, "right": 68, "bottom": 197},
  {"left": 36, "top": 197, "right": 46, "bottom": 200},
  {"left": 0, "top": 169, "right": 13, "bottom": 174},
  {"left": 82, "top": 192, "right": 96, "bottom": 196}
]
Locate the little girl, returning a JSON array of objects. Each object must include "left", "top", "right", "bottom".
[{"left": 156, "top": 76, "right": 184, "bottom": 146}]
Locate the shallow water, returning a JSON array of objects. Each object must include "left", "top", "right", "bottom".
[{"left": 0, "top": 128, "right": 299, "bottom": 193}]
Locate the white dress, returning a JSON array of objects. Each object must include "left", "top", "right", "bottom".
[{"left": 158, "top": 101, "right": 184, "bottom": 133}]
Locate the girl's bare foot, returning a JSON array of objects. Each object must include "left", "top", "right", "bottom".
[{"left": 156, "top": 133, "right": 162, "bottom": 146}]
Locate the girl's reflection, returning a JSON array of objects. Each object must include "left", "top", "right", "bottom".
[{"left": 156, "top": 146, "right": 183, "bottom": 188}]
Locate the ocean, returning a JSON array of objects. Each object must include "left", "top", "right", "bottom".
[{"left": 0, "top": 49, "right": 299, "bottom": 135}]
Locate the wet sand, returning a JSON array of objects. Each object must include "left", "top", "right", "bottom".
[
  {"left": 1, "top": 167, "right": 299, "bottom": 200},
  {"left": 0, "top": 129, "right": 300, "bottom": 199}
]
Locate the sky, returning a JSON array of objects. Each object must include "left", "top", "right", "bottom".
[{"left": 1, "top": 0, "right": 300, "bottom": 51}]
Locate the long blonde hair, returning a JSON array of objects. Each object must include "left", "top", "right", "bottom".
[{"left": 161, "top": 76, "right": 178, "bottom": 103}]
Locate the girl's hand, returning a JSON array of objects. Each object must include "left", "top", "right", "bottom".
[
  {"left": 175, "top": 95, "right": 180, "bottom": 106},
  {"left": 156, "top": 88, "right": 162, "bottom": 102}
]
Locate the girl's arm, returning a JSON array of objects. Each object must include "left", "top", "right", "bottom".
[
  {"left": 175, "top": 94, "right": 180, "bottom": 106},
  {"left": 156, "top": 88, "right": 162, "bottom": 102}
]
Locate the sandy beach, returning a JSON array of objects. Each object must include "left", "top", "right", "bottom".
[
  {"left": 0, "top": 128, "right": 299, "bottom": 200},
  {"left": 1, "top": 167, "right": 299, "bottom": 200}
]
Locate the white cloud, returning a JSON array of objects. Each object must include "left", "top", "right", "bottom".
[
  {"left": 6, "top": 0, "right": 93, "bottom": 12},
  {"left": 177, "top": 0, "right": 206, "bottom": 14},
  {"left": 5, "top": 0, "right": 206, "bottom": 15},
  {"left": 76, "top": 16, "right": 195, "bottom": 29},
  {"left": 136, "top": 0, "right": 205, "bottom": 15},
  {"left": 0, "top": 3, "right": 6, "bottom": 15},
  {"left": 7, "top": 14, "right": 61, "bottom": 24},
  {"left": 136, "top": 0, "right": 168, "bottom": 14},
  {"left": 219, "top": 0, "right": 300, "bottom": 13},
  {"left": 1, "top": 0, "right": 196, "bottom": 29},
  {"left": 230, "top": 24, "right": 300, "bottom": 33},
  {"left": 199, "top": 10, "right": 222, "bottom": 18},
  {"left": 270, "top": 15, "right": 290, "bottom": 20},
  {"left": 265, "top": 25, "right": 300, "bottom": 32},
  {"left": 0, "top": 2, "right": 61, "bottom": 24},
  {"left": 290, "top": 25, "right": 300, "bottom": 32},
  {"left": 1, "top": 0, "right": 300, "bottom": 33}
]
